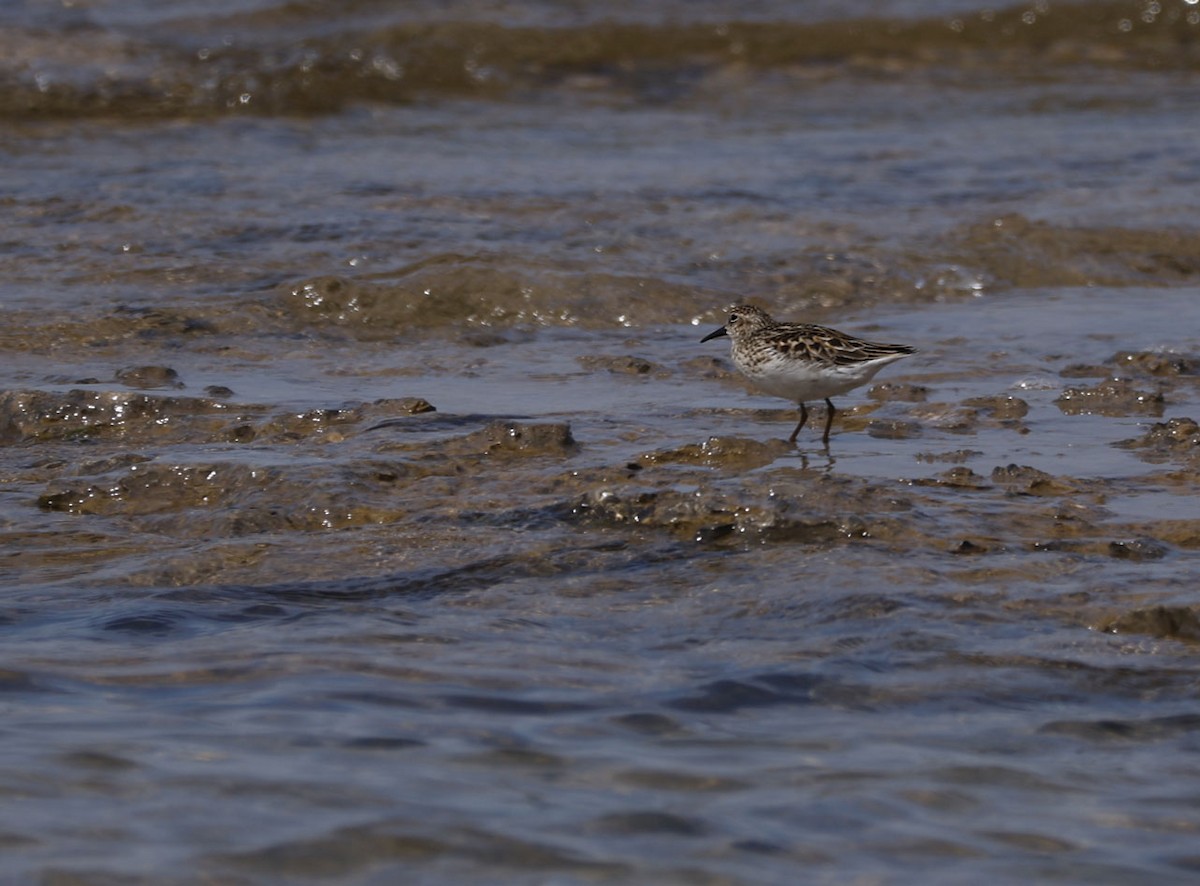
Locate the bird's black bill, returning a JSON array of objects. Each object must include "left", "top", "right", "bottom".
[{"left": 700, "top": 326, "right": 728, "bottom": 343}]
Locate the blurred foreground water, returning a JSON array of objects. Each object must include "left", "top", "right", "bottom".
[{"left": 3, "top": 1, "right": 1200, "bottom": 882}]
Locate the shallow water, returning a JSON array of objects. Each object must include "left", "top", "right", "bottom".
[{"left": 4, "top": 1, "right": 1200, "bottom": 883}]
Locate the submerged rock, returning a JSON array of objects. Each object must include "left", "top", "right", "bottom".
[
  {"left": 1109, "top": 351, "right": 1200, "bottom": 377},
  {"left": 568, "top": 472, "right": 917, "bottom": 546},
  {"left": 447, "top": 421, "right": 576, "bottom": 457},
  {"left": 868, "top": 382, "right": 928, "bottom": 402},
  {"left": 1099, "top": 606, "right": 1200, "bottom": 643},
  {"left": 1107, "top": 538, "right": 1168, "bottom": 561},
  {"left": 38, "top": 462, "right": 275, "bottom": 517},
  {"left": 577, "top": 354, "right": 670, "bottom": 377},
  {"left": 958, "top": 213, "right": 1200, "bottom": 288},
  {"left": 36, "top": 458, "right": 409, "bottom": 533},
  {"left": 114, "top": 365, "right": 184, "bottom": 390},
  {"left": 639, "top": 436, "right": 789, "bottom": 470},
  {"left": 963, "top": 394, "right": 1029, "bottom": 421},
  {"left": 1055, "top": 379, "right": 1164, "bottom": 417},
  {"left": 915, "top": 449, "right": 983, "bottom": 464},
  {"left": 866, "top": 419, "right": 921, "bottom": 439},
  {"left": 1122, "top": 417, "right": 1200, "bottom": 452},
  {"left": 0, "top": 388, "right": 440, "bottom": 448},
  {"left": 991, "top": 464, "right": 1075, "bottom": 496},
  {"left": 374, "top": 397, "right": 436, "bottom": 415},
  {"left": 0, "top": 388, "right": 231, "bottom": 444},
  {"left": 678, "top": 356, "right": 735, "bottom": 380},
  {"left": 279, "top": 257, "right": 699, "bottom": 336},
  {"left": 915, "top": 467, "right": 991, "bottom": 489},
  {"left": 281, "top": 268, "right": 543, "bottom": 339}
]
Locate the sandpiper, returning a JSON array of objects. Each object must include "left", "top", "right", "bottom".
[{"left": 701, "top": 303, "right": 915, "bottom": 445}]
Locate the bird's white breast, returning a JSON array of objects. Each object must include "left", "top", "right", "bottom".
[{"left": 736, "top": 350, "right": 908, "bottom": 403}]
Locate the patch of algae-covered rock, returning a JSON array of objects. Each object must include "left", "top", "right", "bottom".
[
  {"left": 0, "top": 389, "right": 438, "bottom": 447},
  {"left": 1108, "top": 351, "right": 1200, "bottom": 378},
  {"left": 0, "top": 389, "right": 237, "bottom": 444},
  {"left": 1098, "top": 606, "right": 1200, "bottom": 644},
  {"left": 1116, "top": 417, "right": 1200, "bottom": 469},
  {"left": 36, "top": 458, "right": 413, "bottom": 534},
  {"left": 567, "top": 470, "right": 921, "bottom": 547},
  {"left": 37, "top": 462, "right": 278, "bottom": 517},
  {"left": 440, "top": 421, "right": 577, "bottom": 458},
  {"left": 1054, "top": 379, "right": 1164, "bottom": 417},
  {"left": 1122, "top": 417, "right": 1200, "bottom": 451},
  {"left": 279, "top": 256, "right": 698, "bottom": 337},
  {"left": 638, "top": 436, "right": 790, "bottom": 471}
]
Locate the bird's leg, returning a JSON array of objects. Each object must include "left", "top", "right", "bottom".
[
  {"left": 788, "top": 402, "right": 809, "bottom": 444},
  {"left": 821, "top": 398, "right": 836, "bottom": 445}
]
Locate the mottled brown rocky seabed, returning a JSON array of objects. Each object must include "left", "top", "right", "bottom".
[{"left": 3, "top": 286, "right": 1199, "bottom": 631}]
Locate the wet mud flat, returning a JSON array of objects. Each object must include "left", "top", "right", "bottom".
[
  {"left": 3, "top": 285, "right": 1200, "bottom": 879},
  {"left": 3, "top": 288, "right": 1197, "bottom": 617}
]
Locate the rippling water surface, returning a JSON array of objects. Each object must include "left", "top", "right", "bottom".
[{"left": 4, "top": 1, "right": 1200, "bottom": 882}]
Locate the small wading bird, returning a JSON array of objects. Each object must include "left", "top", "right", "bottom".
[{"left": 701, "top": 303, "right": 915, "bottom": 445}]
